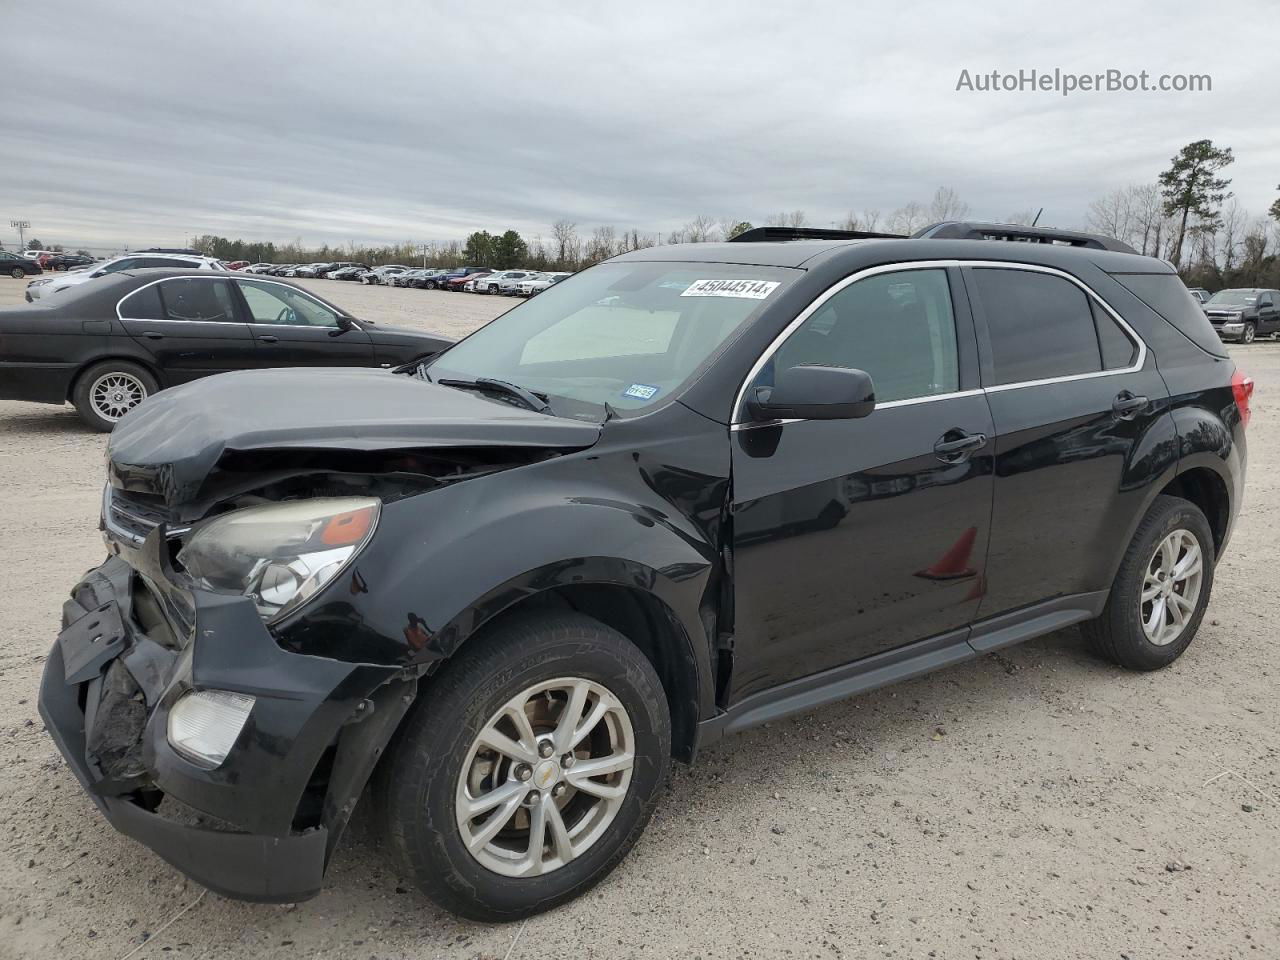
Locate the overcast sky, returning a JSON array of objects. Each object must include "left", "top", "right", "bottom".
[{"left": 2, "top": 0, "right": 1276, "bottom": 251}]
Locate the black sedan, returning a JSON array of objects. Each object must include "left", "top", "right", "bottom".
[
  {"left": 0, "top": 268, "right": 452, "bottom": 431},
  {"left": 1, "top": 251, "right": 42, "bottom": 279}
]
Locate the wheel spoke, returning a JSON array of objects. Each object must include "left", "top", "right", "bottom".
[
  {"left": 553, "top": 679, "right": 591, "bottom": 753},
  {"left": 504, "top": 704, "right": 540, "bottom": 756},
  {"left": 1169, "top": 590, "right": 1195, "bottom": 616},
  {"left": 1145, "top": 596, "right": 1166, "bottom": 638},
  {"left": 565, "top": 771, "right": 628, "bottom": 800},
  {"left": 567, "top": 750, "right": 634, "bottom": 780},
  {"left": 1160, "top": 536, "right": 1177, "bottom": 573},
  {"left": 545, "top": 798, "right": 575, "bottom": 863},
  {"left": 1172, "top": 543, "right": 1201, "bottom": 580},
  {"left": 461, "top": 779, "right": 527, "bottom": 821},
  {"left": 466, "top": 788, "right": 527, "bottom": 852},
  {"left": 1141, "top": 582, "right": 1162, "bottom": 602},
  {"left": 477, "top": 727, "right": 538, "bottom": 765},
  {"left": 569, "top": 695, "right": 612, "bottom": 751},
  {"left": 520, "top": 799, "right": 549, "bottom": 875}
]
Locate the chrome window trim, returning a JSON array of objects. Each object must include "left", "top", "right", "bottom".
[
  {"left": 116, "top": 275, "right": 350, "bottom": 328},
  {"left": 731, "top": 258, "right": 1148, "bottom": 425}
]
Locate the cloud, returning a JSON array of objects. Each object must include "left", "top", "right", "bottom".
[{"left": 3, "top": 0, "right": 1275, "bottom": 250}]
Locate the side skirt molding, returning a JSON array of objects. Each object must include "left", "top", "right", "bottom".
[{"left": 692, "top": 590, "right": 1108, "bottom": 757}]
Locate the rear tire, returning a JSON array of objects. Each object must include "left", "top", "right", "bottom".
[
  {"left": 378, "top": 611, "right": 670, "bottom": 921},
  {"left": 71, "top": 360, "right": 158, "bottom": 432},
  {"left": 1083, "top": 495, "right": 1214, "bottom": 671},
  {"left": 10, "top": 267, "right": 23, "bottom": 280}
]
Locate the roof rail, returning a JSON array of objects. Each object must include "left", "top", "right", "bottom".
[
  {"left": 912, "top": 221, "right": 1136, "bottom": 254},
  {"left": 729, "top": 226, "right": 906, "bottom": 243},
  {"left": 135, "top": 247, "right": 203, "bottom": 255}
]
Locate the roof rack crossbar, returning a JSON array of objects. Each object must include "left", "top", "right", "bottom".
[{"left": 729, "top": 226, "right": 906, "bottom": 243}]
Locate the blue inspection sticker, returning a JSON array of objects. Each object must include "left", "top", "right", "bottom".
[{"left": 623, "top": 383, "right": 660, "bottom": 400}]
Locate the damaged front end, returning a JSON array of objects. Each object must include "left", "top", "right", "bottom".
[{"left": 39, "top": 368, "right": 603, "bottom": 901}]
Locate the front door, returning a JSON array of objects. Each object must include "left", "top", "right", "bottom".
[
  {"left": 232, "top": 278, "right": 375, "bottom": 367},
  {"left": 729, "top": 266, "right": 995, "bottom": 702},
  {"left": 116, "top": 276, "right": 256, "bottom": 385}
]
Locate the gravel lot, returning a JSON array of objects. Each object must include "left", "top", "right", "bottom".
[{"left": 0, "top": 274, "right": 1276, "bottom": 959}]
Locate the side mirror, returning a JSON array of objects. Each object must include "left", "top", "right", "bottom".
[
  {"left": 747, "top": 364, "right": 876, "bottom": 421},
  {"left": 335, "top": 315, "right": 357, "bottom": 331}
]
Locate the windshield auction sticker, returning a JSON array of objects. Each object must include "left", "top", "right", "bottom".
[{"left": 681, "top": 279, "right": 780, "bottom": 299}]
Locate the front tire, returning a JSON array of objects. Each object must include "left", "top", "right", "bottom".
[
  {"left": 1083, "top": 495, "right": 1214, "bottom": 670},
  {"left": 10, "top": 267, "right": 24, "bottom": 280},
  {"left": 378, "top": 611, "right": 670, "bottom": 921},
  {"left": 1242, "top": 322, "right": 1256, "bottom": 344},
  {"left": 71, "top": 360, "right": 157, "bottom": 432}
]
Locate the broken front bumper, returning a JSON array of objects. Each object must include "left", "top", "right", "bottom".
[{"left": 38, "top": 545, "right": 406, "bottom": 903}]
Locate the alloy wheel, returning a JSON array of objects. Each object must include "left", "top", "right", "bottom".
[
  {"left": 10, "top": 267, "right": 23, "bottom": 280},
  {"left": 455, "top": 676, "right": 635, "bottom": 878},
  {"left": 1140, "top": 528, "right": 1203, "bottom": 646},
  {"left": 1243, "top": 323, "right": 1255, "bottom": 344},
  {"left": 89, "top": 372, "right": 147, "bottom": 422}
]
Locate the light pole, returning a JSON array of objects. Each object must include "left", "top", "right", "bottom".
[{"left": 10, "top": 220, "right": 30, "bottom": 251}]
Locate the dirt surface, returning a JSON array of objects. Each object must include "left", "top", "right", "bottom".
[{"left": 0, "top": 274, "right": 1276, "bottom": 960}]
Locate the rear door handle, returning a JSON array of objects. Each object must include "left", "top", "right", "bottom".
[
  {"left": 142, "top": 332, "right": 164, "bottom": 340},
  {"left": 934, "top": 431, "right": 987, "bottom": 462},
  {"left": 1112, "top": 392, "right": 1149, "bottom": 419},
  {"left": 258, "top": 335, "right": 279, "bottom": 344}
]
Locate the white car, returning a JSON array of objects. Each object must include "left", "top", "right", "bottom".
[
  {"left": 518, "top": 272, "right": 572, "bottom": 296},
  {"left": 25, "top": 253, "right": 225, "bottom": 300},
  {"left": 477, "top": 270, "right": 537, "bottom": 295},
  {"left": 361, "top": 265, "right": 409, "bottom": 285}
]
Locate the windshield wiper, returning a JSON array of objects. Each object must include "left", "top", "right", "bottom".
[{"left": 437, "top": 377, "right": 552, "bottom": 414}]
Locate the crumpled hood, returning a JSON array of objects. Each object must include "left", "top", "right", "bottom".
[{"left": 107, "top": 367, "right": 601, "bottom": 507}]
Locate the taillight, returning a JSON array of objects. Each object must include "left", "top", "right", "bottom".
[{"left": 1231, "top": 369, "right": 1253, "bottom": 428}]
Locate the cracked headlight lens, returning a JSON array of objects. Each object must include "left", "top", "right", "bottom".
[{"left": 177, "top": 497, "right": 379, "bottom": 622}]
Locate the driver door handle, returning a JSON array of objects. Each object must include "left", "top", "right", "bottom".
[
  {"left": 934, "top": 430, "right": 987, "bottom": 462},
  {"left": 1112, "top": 392, "right": 1149, "bottom": 419},
  {"left": 142, "top": 332, "right": 164, "bottom": 340},
  {"left": 258, "top": 335, "right": 279, "bottom": 343}
]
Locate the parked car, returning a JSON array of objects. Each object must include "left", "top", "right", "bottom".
[
  {"left": 328, "top": 265, "right": 371, "bottom": 282},
  {"left": 450, "top": 271, "right": 491, "bottom": 291},
  {"left": 361, "top": 265, "right": 409, "bottom": 284},
  {"left": 1202, "top": 288, "right": 1280, "bottom": 343},
  {"left": 25, "top": 253, "right": 223, "bottom": 300},
  {"left": 518, "top": 271, "right": 572, "bottom": 296},
  {"left": 37, "top": 222, "right": 1249, "bottom": 921},
  {"left": 45, "top": 253, "right": 97, "bottom": 271},
  {"left": 293, "top": 263, "right": 334, "bottom": 279},
  {"left": 430, "top": 266, "right": 490, "bottom": 290},
  {"left": 0, "top": 269, "right": 451, "bottom": 431},
  {"left": 480, "top": 270, "right": 537, "bottom": 295},
  {"left": 242, "top": 263, "right": 276, "bottom": 274},
  {"left": 1187, "top": 287, "right": 1210, "bottom": 305},
  {"left": 1, "top": 250, "right": 43, "bottom": 279},
  {"left": 225, "top": 260, "right": 250, "bottom": 271}
]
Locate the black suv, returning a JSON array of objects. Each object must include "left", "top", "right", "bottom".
[
  {"left": 1202, "top": 287, "right": 1280, "bottom": 343},
  {"left": 39, "top": 223, "right": 1250, "bottom": 921}
]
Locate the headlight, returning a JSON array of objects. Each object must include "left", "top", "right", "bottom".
[
  {"left": 168, "top": 689, "right": 255, "bottom": 766},
  {"left": 176, "top": 497, "right": 379, "bottom": 622}
]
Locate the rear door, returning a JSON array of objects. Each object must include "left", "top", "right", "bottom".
[
  {"left": 962, "top": 264, "right": 1170, "bottom": 624},
  {"left": 1257, "top": 292, "right": 1279, "bottom": 335},
  {"left": 232, "top": 278, "right": 375, "bottom": 367},
  {"left": 728, "top": 265, "right": 994, "bottom": 700},
  {"left": 116, "top": 277, "right": 256, "bottom": 384}
]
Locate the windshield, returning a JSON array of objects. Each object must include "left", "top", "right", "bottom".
[
  {"left": 1207, "top": 290, "right": 1258, "bottom": 306},
  {"left": 428, "top": 261, "right": 797, "bottom": 420}
]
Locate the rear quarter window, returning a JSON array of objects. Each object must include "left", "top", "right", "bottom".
[{"left": 1110, "top": 273, "right": 1228, "bottom": 358}]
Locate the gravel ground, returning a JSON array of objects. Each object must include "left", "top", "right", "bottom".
[{"left": 0, "top": 274, "right": 1276, "bottom": 960}]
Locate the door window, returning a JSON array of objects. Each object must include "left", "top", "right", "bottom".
[
  {"left": 117, "top": 283, "right": 165, "bottom": 320},
  {"left": 235, "top": 280, "right": 341, "bottom": 327},
  {"left": 972, "top": 268, "right": 1103, "bottom": 385},
  {"left": 158, "top": 278, "right": 238, "bottom": 322},
  {"left": 767, "top": 268, "right": 959, "bottom": 403}
]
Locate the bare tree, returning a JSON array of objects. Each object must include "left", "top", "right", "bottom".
[
  {"left": 836, "top": 209, "right": 883, "bottom": 232},
  {"left": 886, "top": 201, "right": 929, "bottom": 235},
  {"left": 583, "top": 225, "right": 617, "bottom": 264},
  {"left": 551, "top": 219, "right": 579, "bottom": 268},
  {"left": 684, "top": 215, "right": 717, "bottom": 243},
  {"left": 766, "top": 210, "right": 808, "bottom": 228},
  {"left": 1086, "top": 188, "right": 1135, "bottom": 241},
  {"left": 1218, "top": 199, "right": 1246, "bottom": 273},
  {"left": 928, "top": 186, "right": 970, "bottom": 223},
  {"left": 1004, "top": 210, "right": 1038, "bottom": 226},
  {"left": 1241, "top": 218, "right": 1271, "bottom": 285}
]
